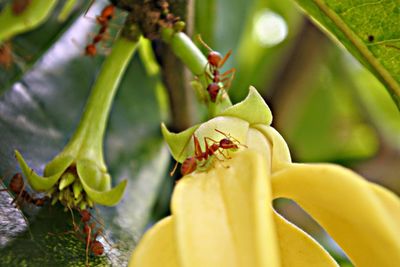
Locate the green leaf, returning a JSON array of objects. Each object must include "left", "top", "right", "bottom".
[{"left": 294, "top": 0, "right": 400, "bottom": 108}]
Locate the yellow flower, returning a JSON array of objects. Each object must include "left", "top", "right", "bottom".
[{"left": 129, "top": 87, "right": 400, "bottom": 267}]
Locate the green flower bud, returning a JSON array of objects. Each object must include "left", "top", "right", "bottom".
[
  {"left": 59, "top": 172, "right": 76, "bottom": 191},
  {"left": 14, "top": 37, "right": 139, "bottom": 211}
]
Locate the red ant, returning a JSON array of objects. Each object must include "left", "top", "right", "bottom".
[
  {"left": 171, "top": 129, "right": 244, "bottom": 176},
  {"left": 84, "top": 4, "right": 116, "bottom": 56},
  {"left": 0, "top": 173, "right": 49, "bottom": 207},
  {"left": 74, "top": 209, "right": 106, "bottom": 265},
  {"left": 197, "top": 35, "right": 236, "bottom": 102},
  {"left": 11, "top": 0, "right": 32, "bottom": 15},
  {"left": 0, "top": 42, "right": 13, "bottom": 69}
]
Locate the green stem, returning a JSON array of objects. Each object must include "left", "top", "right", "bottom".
[
  {"left": 0, "top": 0, "right": 57, "bottom": 43},
  {"left": 64, "top": 37, "right": 139, "bottom": 164},
  {"left": 162, "top": 28, "right": 207, "bottom": 76}
]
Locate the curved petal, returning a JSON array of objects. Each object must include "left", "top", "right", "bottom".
[
  {"left": 44, "top": 154, "right": 74, "bottom": 177},
  {"left": 273, "top": 212, "right": 339, "bottom": 267},
  {"left": 254, "top": 125, "right": 292, "bottom": 172},
  {"left": 77, "top": 159, "right": 110, "bottom": 191},
  {"left": 172, "top": 150, "right": 280, "bottom": 267},
  {"left": 272, "top": 163, "right": 400, "bottom": 266},
  {"left": 77, "top": 158, "right": 127, "bottom": 206},
  {"left": 129, "top": 217, "right": 180, "bottom": 267},
  {"left": 15, "top": 150, "right": 63, "bottom": 191},
  {"left": 80, "top": 177, "right": 127, "bottom": 206}
]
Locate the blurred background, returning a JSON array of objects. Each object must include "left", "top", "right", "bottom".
[{"left": 0, "top": 0, "right": 399, "bottom": 266}]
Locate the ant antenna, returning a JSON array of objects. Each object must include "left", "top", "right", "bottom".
[
  {"left": 197, "top": 34, "right": 213, "bottom": 52},
  {"left": 214, "top": 129, "right": 247, "bottom": 148},
  {"left": 169, "top": 161, "right": 179, "bottom": 177}
]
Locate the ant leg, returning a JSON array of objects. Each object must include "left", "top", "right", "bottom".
[
  {"left": 85, "top": 226, "right": 92, "bottom": 267},
  {"left": 221, "top": 68, "right": 236, "bottom": 90},
  {"left": 217, "top": 148, "right": 232, "bottom": 160},
  {"left": 213, "top": 153, "right": 230, "bottom": 169},
  {"left": 204, "top": 137, "right": 219, "bottom": 146},
  {"left": 218, "top": 49, "right": 232, "bottom": 69},
  {"left": 220, "top": 67, "right": 236, "bottom": 78},
  {"left": 67, "top": 206, "right": 79, "bottom": 231}
]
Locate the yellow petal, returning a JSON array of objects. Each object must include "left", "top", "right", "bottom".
[
  {"left": 172, "top": 150, "right": 280, "bottom": 267},
  {"left": 254, "top": 125, "right": 292, "bottom": 172},
  {"left": 272, "top": 163, "right": 400, "bottom": 266},
  {"left": 274, "top": 212, "right": 338, "bottom": 267},
  {"left": 129, "top": 216, "right": 180, "bottom": 267}
]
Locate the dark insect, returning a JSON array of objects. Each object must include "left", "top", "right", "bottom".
[
  {"left": 0, "top": 173, "right": 49, "bottom": 207},
  {"left": 197, "top": 35, "right": 236, "bottom": 102},
  {"left": 74, "top": 209, "right": 106, "bottom": 265},
  {"left": 170, "top": 129, "right": 244, "bottom": 176},
  {"left": 0, "top": 42, "right": 13, "bottom": 69},
  {"left": 11, "top": 0, "right": 32, "bottom": 15},
  {"left": 85, "top": 4, "right": 116, "bottom": 56},
  {"left": 368, "top": 35, "right": 375, "bottom": 42}
]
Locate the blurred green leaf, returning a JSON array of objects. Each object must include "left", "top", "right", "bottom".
[
  {"left": 294, "top": 0, "right": 400, "bottom": 108},
  {"left": 282, "top": 46, "right": 378, "bottom": 162},
  {"left": 0, "top": 1, "right": 87, "bottom": 91}
]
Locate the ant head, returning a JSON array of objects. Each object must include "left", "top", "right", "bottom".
[
  {"left": 91, "top": 240, "right": 105, "bottom": 256},
  {"left": 208, "top": 51, "right": 222, "bottom": 67},
  {"left": 85, "top": 44, "right": 97, "bottom": 56},
  {"left": 80, "top": 209, "right": 91, "bottom": 222},
  {"left": 181, "top": 157, "right": 197, "bottom": 176},
  {"left": 214, "top": 129, "right": 247, "bottom": 149},
  {"left": 101, "top": 4, "right": 115, "bottom": 21},
  {"left": 9, "top": 173, "right": 24, "bottom": 193},
  {"left": 219, "top": 139, "right": 238, "bottom": 150}
]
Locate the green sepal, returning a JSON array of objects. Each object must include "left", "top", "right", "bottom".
[
  {"left": 76, "top": 159, "right": 109, "bottom": 191},
  {"left": 76, "top": 160, "right": 127, "bottom": 206},
  {"left": 80, "top": 178, "right": 127, "bottom": 207},
  {"left": 161, "top": 123, "right": 199, "bottom": 162},
  {"left": 59, "top": 172, "right": 76, "bottom": 190},
  {"left": 15, "top": 150, "right": 63, "bottom": 191},
  {"left": 44, "top": 154, "right": 74, "bottom": 177},
  {"left": 219, "top": 86, "right": 272, "bottom": 125}
]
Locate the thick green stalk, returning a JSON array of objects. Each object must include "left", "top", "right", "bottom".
[
  {"left": 166, "top": 31, "right": 207, "bottom": 76},
  {"left": 64, "top": 37, "right": 139, "bottom": 164}
]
